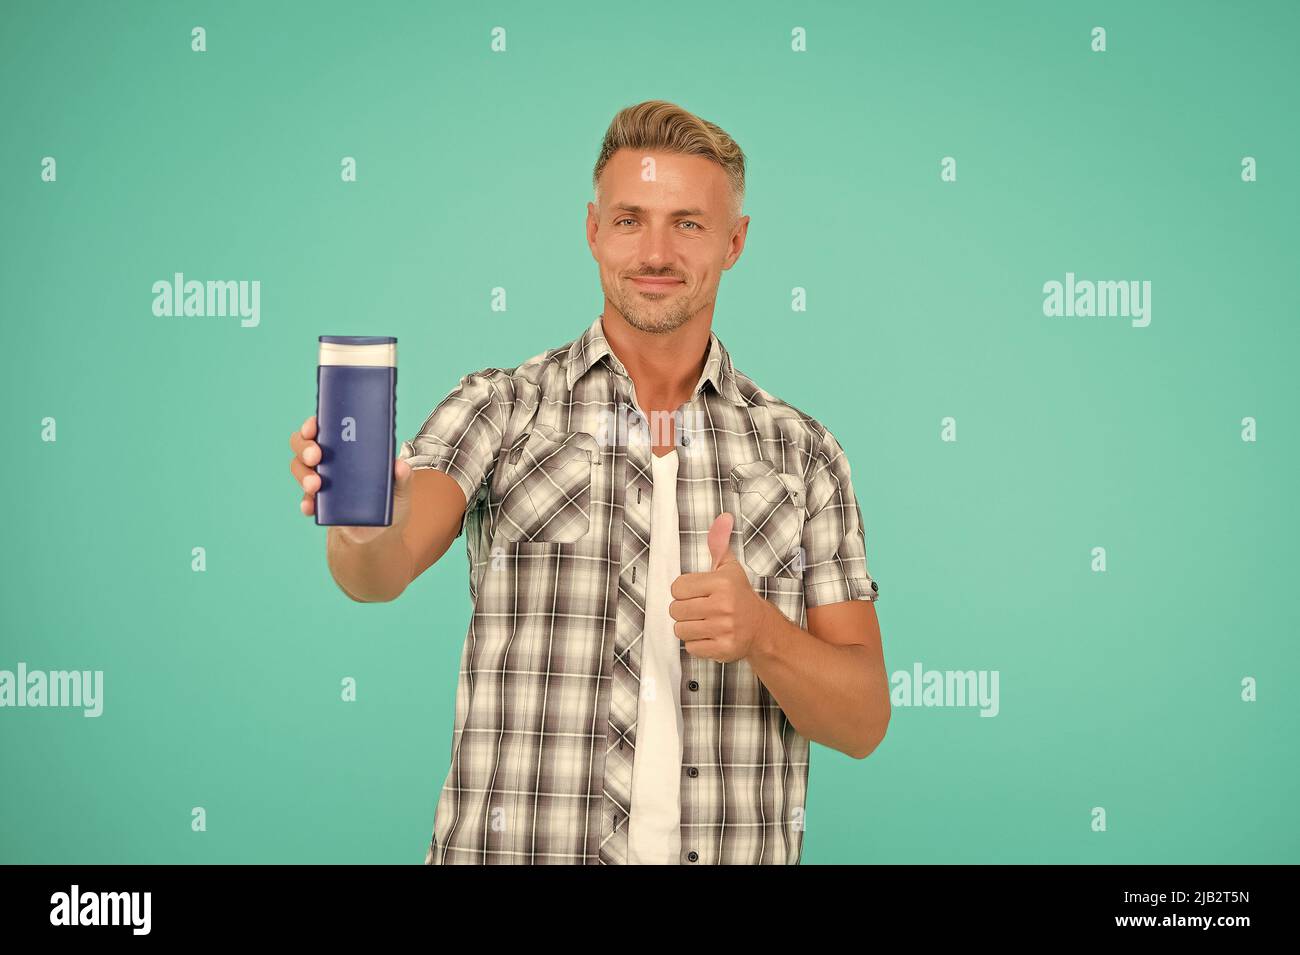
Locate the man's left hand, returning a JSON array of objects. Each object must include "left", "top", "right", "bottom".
[{"left": 668, "top": 512, "right": 780, "bottom": 663}]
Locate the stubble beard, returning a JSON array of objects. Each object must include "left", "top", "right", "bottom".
[{"left": 610, "top": 278, "right": 693, "bottom": 335}]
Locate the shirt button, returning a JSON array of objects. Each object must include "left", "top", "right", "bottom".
[
  {"left": 871, "top": 581, "right": 879, "bottom": 592},
  {"left": 686, "top": 850, "right": 699, "bottom": 863},
  {"left": 686, "top": 766, "right": 698, "bottom": 778},
  {"left": 688, "top": 680, "right": 699, "bottom": 691}
]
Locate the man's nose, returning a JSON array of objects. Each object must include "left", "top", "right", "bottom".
[{"left": 639, "top": 222, "right": 675, "bottom": 265}]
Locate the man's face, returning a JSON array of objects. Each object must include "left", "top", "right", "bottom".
[{"left": 587, "top": 149, "right": 748, "bottom": 334}]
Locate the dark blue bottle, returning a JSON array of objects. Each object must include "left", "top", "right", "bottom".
[{"left": 314, "top": 336, "right": 397, "bottom": 526}]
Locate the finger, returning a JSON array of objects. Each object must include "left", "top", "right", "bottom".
[
  {"left": 681, "top": 637, "right": 723, "bottom": 658},
  {"left": 290, "top": 417, "right": 318, "bottom": 453},
  {"left": 300, "top": 492, "right": 315, "bottom": 516},
  {"left": 668, "top": 595, "right": 713, "bottom": 622},
  {"left": 290, "top": 456, "right": 321, "bottom": 493},
  {"left": 673, "top": 619, "right": 718, "bottom": 642},
  {"left": 669, "top": 570, "right": 718, "bottom": 601},
  {"left": 708, "top": 512, "right": 737, "bottom": 570}
]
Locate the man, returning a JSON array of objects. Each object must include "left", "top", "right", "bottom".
[{"left": 288, "top": 100, "right": 890, "bottom": 864}]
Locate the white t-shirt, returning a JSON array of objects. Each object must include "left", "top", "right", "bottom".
[{"left": 626, "top": 447, "right": 685, "bottom": 864}]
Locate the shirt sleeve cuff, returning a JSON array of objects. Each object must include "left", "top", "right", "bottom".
[
  {"left": 397, "top": 442, "right": 483, "bottom": 512},
  {"left": 803, "top": 575, "right": 879, "bottom": 608}
]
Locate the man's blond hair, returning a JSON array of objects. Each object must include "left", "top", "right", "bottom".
[{"left": 593, "top": 100, "right": 746, "bottom": 226}]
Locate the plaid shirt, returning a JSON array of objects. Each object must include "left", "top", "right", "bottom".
[{"left": 398, "top": 315, "right": 879, "bottom": 864}]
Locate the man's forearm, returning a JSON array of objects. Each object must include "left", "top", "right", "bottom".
[
  {"left": 746, "top": 605, "right": 891, "bottom": 758},
  {"left": 326, "top": 525, "right": 414, "bottom": 603}
]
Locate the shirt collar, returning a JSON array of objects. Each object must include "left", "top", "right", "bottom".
[{"left": 565, "top": 314, "right": 747, "bottom": 407}]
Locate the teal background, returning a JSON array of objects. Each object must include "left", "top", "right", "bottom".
[{"left": 1, "top": 0, "right": 1296, "bottom": 863}]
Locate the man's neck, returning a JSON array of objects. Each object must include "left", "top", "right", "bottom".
[
  {"left": 599, "top": 310, "right": 711, "bottom": 413},
  {"left": 599, "top": 309, "right": 712, "bottom": 457}
]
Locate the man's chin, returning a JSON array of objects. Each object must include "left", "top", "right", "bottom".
[{"left": 625, "top": 311, "right": 689, "bottom": 334}]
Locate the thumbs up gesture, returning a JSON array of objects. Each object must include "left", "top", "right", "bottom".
[{"left": 668, "top": 513, "right": 780, "bottom": 663}]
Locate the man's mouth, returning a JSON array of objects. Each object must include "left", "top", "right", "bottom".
[{"left": 628, "top": 276, "right": 684, "bottom": 291}]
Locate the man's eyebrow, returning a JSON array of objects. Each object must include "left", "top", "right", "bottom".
[{"left": 613, "top": 203, "right": 709, "bottom": 218}]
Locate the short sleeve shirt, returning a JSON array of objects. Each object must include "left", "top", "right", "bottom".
[{"left": 399, "top": 315, "right": 880, "bottom": 864}]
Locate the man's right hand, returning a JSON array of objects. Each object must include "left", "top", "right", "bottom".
[{"left": 289, "top": 414, "right": 413, "bottom": 545}]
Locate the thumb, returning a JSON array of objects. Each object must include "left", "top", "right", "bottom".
[
  {"left": 391, "top": 457, "right": 414, "bottom": 523},
  {"left": 707, "top": 512, "right": 737, "bottom": 571}
]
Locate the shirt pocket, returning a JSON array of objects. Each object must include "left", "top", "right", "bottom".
[
  {"left": 495, "top": 424, "right": 596, "bottom": 543},
  {"left": 729, "top": 459, "right": 807, "bottom": 579}
]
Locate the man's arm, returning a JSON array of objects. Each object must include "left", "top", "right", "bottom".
[
  {"left": 764, "top": 423, "right": 889, "bottom": 758},
  {"left": 293, "top": 369, "right": 509, "bottom": 603},
  {"left": 746, "top": 599, "right": 890, "bottom": 759},
  {"left": 669, "top": 424, "right": 889, "bottom": 758},
  {"left": 325, "top": 467, "right": 469, "bottom": 603}
]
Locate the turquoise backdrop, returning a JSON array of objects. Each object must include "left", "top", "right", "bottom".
[{"left": 1, "top": 0, "right": 1296, "bottom": 863}]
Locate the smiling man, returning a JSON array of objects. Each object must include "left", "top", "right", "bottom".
[{"left": 289, "top": 99, "right": 889, "bottom": 865}]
